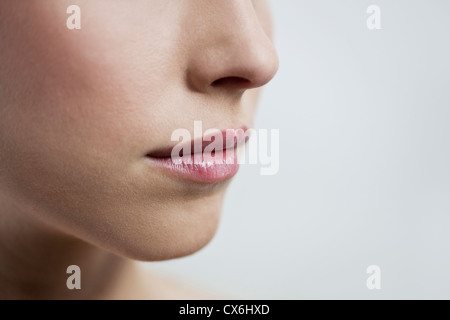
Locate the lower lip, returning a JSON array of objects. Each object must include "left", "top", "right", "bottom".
[{"left": 146, "top": 148, "right": 239, "bottom": 184}]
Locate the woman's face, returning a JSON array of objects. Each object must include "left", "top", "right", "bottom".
[{"left": 0, "top": 0, "right": 278, "bottom": 260}]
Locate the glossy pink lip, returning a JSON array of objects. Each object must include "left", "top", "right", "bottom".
[{"left": 146, "top": 128, "right": 248, "bottom": 184}]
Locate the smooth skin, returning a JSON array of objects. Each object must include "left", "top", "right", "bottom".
[{"left": 0, "top": 0, "right": 278, "bottom": 299}]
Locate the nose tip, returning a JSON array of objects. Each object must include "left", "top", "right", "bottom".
[
  {"left": 187, "top": 37, "right": 279, "bottom": 93},
  {"left": 185, "top": 4, "right": 279, "bottom": 94}
]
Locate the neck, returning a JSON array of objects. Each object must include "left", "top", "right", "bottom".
[{"left": 0, "top": 194, "right": 134, "bottom": 300}]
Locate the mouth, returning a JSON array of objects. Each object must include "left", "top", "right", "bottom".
[{"left": 145, "top": 128, "right": 249, "bottom": 184}]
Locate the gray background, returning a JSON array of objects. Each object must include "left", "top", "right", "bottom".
[{"left": 151, "top": 0, "right": 450, "bottom": 299}]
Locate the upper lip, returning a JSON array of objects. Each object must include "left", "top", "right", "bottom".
[{"left": 147, "top": 127, "right": 249, "bottom": 159}]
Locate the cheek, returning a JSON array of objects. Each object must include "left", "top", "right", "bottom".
[
  {"left": 0, "top": 1, "right": 183, "bottom": 167},
  {"left": 0, "top": 2, "right": 176, "bottom": 212}
]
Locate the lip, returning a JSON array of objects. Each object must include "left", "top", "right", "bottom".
[{"left": 146, "top": 128, "right": 248, "bottom": 184}]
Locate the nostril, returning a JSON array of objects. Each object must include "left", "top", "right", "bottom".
[{"left": 211, "top": 76, "right": 251, "bottom": 88}]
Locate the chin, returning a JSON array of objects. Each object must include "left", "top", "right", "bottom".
[
  {"left": 113, "top": 206, "right": 224, "bottom": 262},
  {"left": 69, "top": 186, "right": 228, "bottom": 262}
]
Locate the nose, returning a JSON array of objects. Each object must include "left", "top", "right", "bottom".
[{"left": 185, "top": 0, "right": 279, "bottom": 94}]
